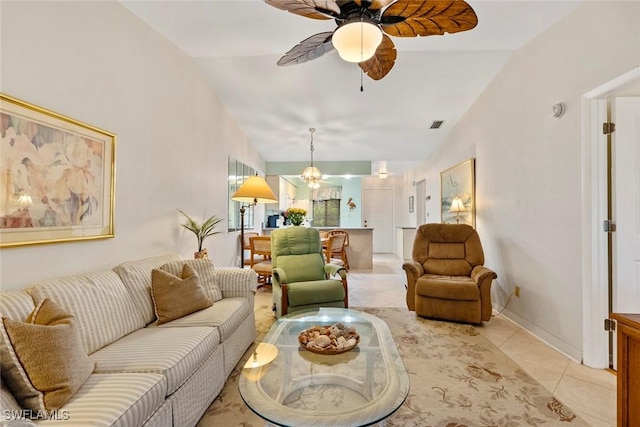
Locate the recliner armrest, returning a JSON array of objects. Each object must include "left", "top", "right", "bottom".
[
  {"left": 402, "top": 261, "right": 424, "bottom": 278},
  {"left": 324, "top": 264, "right": 347, "bottom": 279},
  {"left": 402, "top": 261, "right": 424, "bottom": 311},
  {"left": 272, "top": 267, "right": 288, "bottom": 286},
  {"left": 470, "top": 265, "right": 497, "bottom": 285}
]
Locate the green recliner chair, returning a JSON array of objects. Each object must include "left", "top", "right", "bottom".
[{"left": 271, "top": 227, "right": 348, "bottom": 318}]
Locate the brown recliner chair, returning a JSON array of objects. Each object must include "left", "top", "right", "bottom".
[{"left": 403, "top": 223, "right": 497, "bottom": 324}]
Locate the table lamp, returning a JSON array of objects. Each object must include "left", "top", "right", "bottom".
[
  {"left": 232, "top": 174, "right": 278, "bottom": 267},
  {"left": 449, "top": 196, "right": 466, "bottom": 224}
]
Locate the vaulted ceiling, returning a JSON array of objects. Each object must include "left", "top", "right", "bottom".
[{"left": 121, "top": 0, "right": 583, "bottom": 176}]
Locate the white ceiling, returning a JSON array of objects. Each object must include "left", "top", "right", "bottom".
[{"left": 121, "top": 0, "right": 583, "bottom": 176}]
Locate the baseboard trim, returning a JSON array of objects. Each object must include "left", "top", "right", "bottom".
[{"left": 499, "top": 309, "right": 583, "bottom": 363}]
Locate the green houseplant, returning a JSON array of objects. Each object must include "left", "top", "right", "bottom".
[{"left": 178, "top": 209, "right": 223, "bottom": 258}]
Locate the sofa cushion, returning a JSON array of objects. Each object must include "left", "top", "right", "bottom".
[
  {"left": 33, "top": 373, "right": 167, "bottom": 427},
  {"left": 0, "top": 299, "right": 94, "bottom": 412},
  {"left": 113, "top": 254, "right": 182, "bottom": 324},
  {"left": 25, "top": 271, "right": 146, "bottom": 354},
  {"left": 90, "top": 326, "right": 219, "bottom": 395},
  {"left": 151, "top": 297, "right": 251, "bottom": 341},
  {"left": 1, "top": 384, "right": 23, "bottom": 415},
  {"left": 416, "top": 274, "right": 479, "bottom": 301},
  {"left": 151, "top": 264, "right": 213, "bottom": 325},
  {"left": 0, "top": 291, "right": 35, "bottom": 416},
  {"left": 160, "top": 259, "right": 223, "bottom": 302},
  {"left": 0, "top": 290, "right": 35, "bottom": 321}
]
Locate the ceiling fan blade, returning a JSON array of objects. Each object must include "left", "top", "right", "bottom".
[
  {"left": 277, "top": 32, "right": 336, "bottom": 66},
  {"left": 265, "top": 0, "right": 340, "bottom": 20},
  {"left": 369, "top": 0, "right": 396, "bottom": 10},
  {"left": 380, "top": 0, "right": 478, "bottom": 37},
  {"left": 339, "top": 0, "right": 393, "bottom": 9},
  {"left": 358, "top": 35, "right": 397, "bottom": 80}
]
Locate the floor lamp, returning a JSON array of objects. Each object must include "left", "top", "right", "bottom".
[{"left": 231, "top": 174, "right": 278, "bottom": 268}]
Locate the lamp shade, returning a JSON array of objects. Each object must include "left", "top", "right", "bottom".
[
  {"left": 16, "top": 194, "right": 33, "bottom": 208},
  {"left": 332, "top": 18, "right": 383, "bottom": 63},
  {"left": 449, "top": 197, "right": 466, "bottom": 213},
  {"left": 232, "top": 175, "right": 278, "bottom": 204}
]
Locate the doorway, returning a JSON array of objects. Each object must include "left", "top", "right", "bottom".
[
  {"left": 582, "top": 66, "right": 640, "bottom": 368},
  {"left": 363, "top": 188, "right": 394, "bottom": 253},
  {"left": 416, "top": 179, "right": 426, "bottom": 225}
]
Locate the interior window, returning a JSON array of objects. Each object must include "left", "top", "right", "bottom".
[{"left": 312, "top": 199, "right": 340, "bottom": 227}]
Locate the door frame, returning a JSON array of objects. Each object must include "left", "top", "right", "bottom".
[
  {"left": 416, "top": 179, "right": 426, "bottom": 225},
  {"left": 581, "top": 66, "right": 640, "bottom": 368}
]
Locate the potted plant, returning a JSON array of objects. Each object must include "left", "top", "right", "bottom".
[
  {"left": 178, "top": 209, "right": 223, "bottom": 258},
  {"left": 285, "top": 207, "right": 306, "bottom": 226}
]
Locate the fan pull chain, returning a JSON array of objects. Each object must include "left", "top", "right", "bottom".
[{"left": 360, "top": 16, "right": 365, "bottom": 92}]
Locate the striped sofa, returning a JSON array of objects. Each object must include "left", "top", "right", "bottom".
[{"left": 0, "top": 254, "right": 258, "bottom": 426}]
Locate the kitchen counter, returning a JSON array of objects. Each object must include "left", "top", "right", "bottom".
[{"left": 396, "top": 227, "right": 416, "bottom": 261}]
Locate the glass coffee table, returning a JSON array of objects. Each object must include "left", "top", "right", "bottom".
[{"left": 239, "top": 308, "right": 409, "bottom": 426}]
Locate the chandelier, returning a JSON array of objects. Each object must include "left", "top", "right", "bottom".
[{"left": 301, "top": 128, "right": 322, "bottom": 189}]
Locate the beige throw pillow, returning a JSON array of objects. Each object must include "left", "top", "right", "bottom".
[
  {"left": 0, "top": 299, "right": 95, "bottom": 412},
  {"left": 160, "top": 259, "right": 223, "bottom": 301},
  {"left": 151, "top": 264, "right": 213, "bottom": 325}
]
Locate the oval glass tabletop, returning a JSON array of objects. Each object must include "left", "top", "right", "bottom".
[{"left": 239, "top": 307, "right": 409, "bottom": 426}]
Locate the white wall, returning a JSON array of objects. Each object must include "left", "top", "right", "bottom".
[
  {"left": 0, "top": 1, "right": 265, "bottom": 290},
  {"left": 405, "top": 2, "right": 640, "bottom": 360}
]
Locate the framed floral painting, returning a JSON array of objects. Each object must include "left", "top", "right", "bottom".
[
  {"left": 0, "top": 94, "right": 116, "bottom": 247},
  {"left": 440, "top": 158, "right": 475, "bottom": 227}
]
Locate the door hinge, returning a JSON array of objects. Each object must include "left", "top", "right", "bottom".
[
  {"left": 604, "top": 318, "right": 616, "bottom": 332},
  {"left": 603, "top": 122, "right": 616, "bottom": 135},
  {"left": 603, "top": 220, "right": 617, "bottom": 232}
]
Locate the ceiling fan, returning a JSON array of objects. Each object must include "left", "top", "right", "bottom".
[{"left": 265, "top": 0, "right": 478, "bottom": 80}]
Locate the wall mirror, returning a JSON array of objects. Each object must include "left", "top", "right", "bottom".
[{"left": 228, "top": 157, "right": 255, "bottom": 231}]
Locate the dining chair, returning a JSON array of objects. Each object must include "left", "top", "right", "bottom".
[
  {"left": 326, "top": 229, "right": 350, "bottom": 269},
  {"left": 249, "top": 236, "right": 272, "bottom": 287},
  {"left": 325, "top": 233, "right": 347, "bottom": 268},
  {"left": 240, "top": 231, "right": 260, "bottom": 266}
]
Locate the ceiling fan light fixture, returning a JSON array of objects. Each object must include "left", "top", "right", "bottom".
[{"left": 332, "top": 18, "right": 382, "bottom": 63}]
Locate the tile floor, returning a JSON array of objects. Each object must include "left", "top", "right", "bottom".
[{"left": 258, "top": 254, "right": 617, "bottom": 426}]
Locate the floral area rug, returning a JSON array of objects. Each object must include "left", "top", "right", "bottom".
[{"left": 197, "top": 304, "right": 588, "bottom": 427}]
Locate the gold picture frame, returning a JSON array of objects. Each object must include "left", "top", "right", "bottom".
[
  {"left": 1, "top": 94, "right": 116, "bottom": 247},
  {"left": 440, "top": 158, "right": 475, "bottom": 227}
]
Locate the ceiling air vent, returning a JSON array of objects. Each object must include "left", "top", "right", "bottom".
[{"left": 430, "top": 120, "right": 445, "bottom": 129}]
